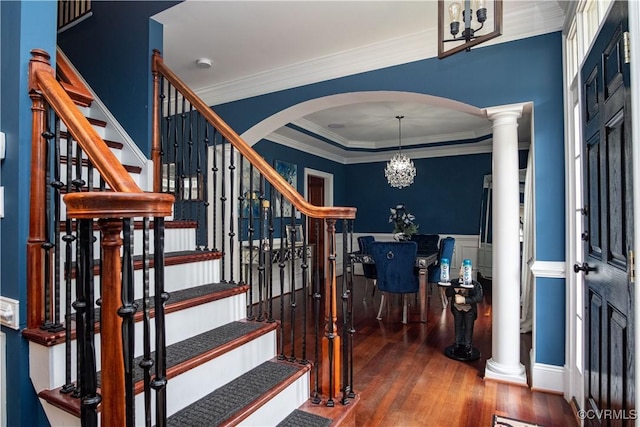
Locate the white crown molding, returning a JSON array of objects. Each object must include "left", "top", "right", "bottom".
[
  {"left": 265, "top": 133, "right": 346, "bottom": 164},
  {"left": 196, "top": 30, "right": 436, "bottom": 107}
]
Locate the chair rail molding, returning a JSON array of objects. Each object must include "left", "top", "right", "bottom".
[{"left": 530, "top": 260, "right": 566, "bottom": 279}]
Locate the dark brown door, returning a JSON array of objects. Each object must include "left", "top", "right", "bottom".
[
  {"left": 307, "top": 175, "right": 325, "bottom": 286},
  {"left": 580, "top": 2, "right": 634, "bottom": 424}
]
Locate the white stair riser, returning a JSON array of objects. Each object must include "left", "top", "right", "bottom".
[
  {"left": 56, "top": 226, "right": 197, "bottom": 260},
  {"left": 137, "top": 331, "right": 277, "bottom": 423},
  {"left": 242, "top": 373, "right": 310, "bottom": 427},
  {"left": 29, "top": 292, "right": 247, "bottom": 392},
  {"left": 52, "top": 258, "right": 221, "bottom": 320}
]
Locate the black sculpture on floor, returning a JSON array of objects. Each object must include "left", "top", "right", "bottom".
[{"left": 442, "top": 279, "right": 483, "bottom": 361}]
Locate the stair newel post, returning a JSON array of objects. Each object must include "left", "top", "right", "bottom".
[
  {"left": 151, "top": 50, "right": 162, "bottom": 193},
  {"left": 151, "top": 217, "right": 169, "bottom": 426},
  {"left": 322, "top": 218, "right": 340, "bottom": 405},
  {"left": 97, "top": 218, "right": 127, "bottom": 427},
  {"left": 27, "top": 49, "right": 54, "bottom": 328},
  {"left": 76, "top": 218, "right": 101, "bottom": 427}
]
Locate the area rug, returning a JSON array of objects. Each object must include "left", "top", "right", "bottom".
[{"left": 492, "top": 414, "right": 542, "bottom": 427}]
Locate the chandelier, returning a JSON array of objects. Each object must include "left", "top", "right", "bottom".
[
  {"left": 438, "top": 0, "right": 503, "bottom": 59},
  {"left": 385, "top": 116, "right": 416, "bottom": 189}
]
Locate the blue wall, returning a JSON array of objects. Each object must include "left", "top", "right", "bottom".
[
  {"left": 58, "top": 0, "right": 178, "bottom": 155},
  {"left": 214, "top": 32, "right": 566, "bottom": 365},
  {"left": 535, "top": 278, "right": 566, "bottom": 365},
  {"left": 1, "top": 1, "right": 56, "bottom": 425}
]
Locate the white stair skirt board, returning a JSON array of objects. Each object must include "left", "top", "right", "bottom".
[
  {"left": 241, "top": 372, "right": 311, "bottom": 427},
  {"left": 529, "top": 349, "right": 564, "bottom": 393},
  {"left": 29, "top": 292, "right": 246, "bottom": 392},
  {"left": 39, "top": 398, "right": 81, "bottom": 427},
  {"left": 137, "top": 331, "right": 277, "bottom": 423}
]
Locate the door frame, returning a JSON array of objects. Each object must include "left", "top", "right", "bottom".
[{"left": 304, "top": 168, "right": 334, "bottom": 279}]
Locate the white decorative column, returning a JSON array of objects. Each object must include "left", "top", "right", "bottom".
[{"left": 484, "top": 104, "right": 527, "bottom": 385}]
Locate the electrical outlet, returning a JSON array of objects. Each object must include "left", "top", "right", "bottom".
[
  {"left": 0, "top": 297, "right": 19, "bottom": 330},
  {"left": 0, "top": 132, "right": 5, "bottom": 160}
]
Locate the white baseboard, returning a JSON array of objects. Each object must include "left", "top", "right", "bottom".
[{"left": 530, "top": 348, "right": 564, "bottom": 393}]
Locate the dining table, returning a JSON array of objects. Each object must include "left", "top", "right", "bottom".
[{"left": 350, "top": 247, "right": 438, "bottom": 323}]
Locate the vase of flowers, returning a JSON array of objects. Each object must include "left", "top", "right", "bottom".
[{"left": 389, "top": 204, "right": 418, "bottom": 241}]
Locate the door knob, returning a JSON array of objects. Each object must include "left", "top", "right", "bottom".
[
  {"left": 573, "top": 262, "right": 597, "bottom": 275},
  {"left": 581, "top": 232, "right": 589, "bottom": 241}
]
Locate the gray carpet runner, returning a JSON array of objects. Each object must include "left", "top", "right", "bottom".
[
  {"left": 276, "top": 409, "right": 332, "bottom": 427},
  {"left": 98, "top": 320, "right": 266, "bottom": 385},
  {"left": 166, "top": 360, "right": 305, "bottom": 426}
]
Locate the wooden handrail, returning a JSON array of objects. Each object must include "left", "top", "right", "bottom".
[
  {"left": 55, "top": 47, "right": 94, "bottom": 107},
  {"left": 152, "top": 50, "right": 356, "bottom": 220},
  {"left": 29, "top": 49, "right": 140, "bottom": 194}
]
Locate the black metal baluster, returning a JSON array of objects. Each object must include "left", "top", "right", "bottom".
[
  {"left": 76, "top": 218, "right": 100, "bottom": 426},
  {"left": 346, "top": 220, "right": 356, "bottom": 399},
  {"left": 120, "top": 219, "right": 136, "bottom": 427},
  {"left": 71, "top": 135, "right": 85, "bottom": 400},
  {"left": 202, "top": 123, "right": 210, "bottom": 251},
  {"left": 311, "top": 218, "right": 321, "bottom": 404},
  {"left": 50, "top": 115, "right": 64, "bottom": 331},
  {"left": 246, "top": 164, "right": 255, "bottom": 319},
  {"left": 266, "top": 190, "right": 275, "bottom": 323},
  {"left": 220, "top": 137, "right": 227, "bottom": 281},
  {"left": 211, "top": 129, "right": 219, "bottom": 252},
  {"left": 140, "top": 218, "right": 153, "bottom": 427},
  {"left": 179, "top": 95, "right": 187, "bottom": 219},
  {"left": 256, "top": 179, "right": 266, "bottom": 321},
  {"left": 238, "top": 156, "right": 245, "bottom": 285},
  {"left": 341, "top": 220, "right": 351, "bottom": 404},
  {"left": 288, "top": 212, "right": 297, "bottom": 362},
  {"left": 277, "top": 192, "right": 286, "bottom": 359},
  {"left": 195, "top": 113, "right": 203, "bottom": 250},
  {"left": 300, "top": 216, "right": 309, "bottom": 364},
  {"left": 228, "top": 144, "right": 235, "bottom": 284},
  {"left": 150, "top": 217, "right": 168, "bottom": 426},
  {"left": 326, "top": 219, "right": 336, "bottom": 407},
  {"left": 41, "top": 120, "right": 55, "bottom": 330}
]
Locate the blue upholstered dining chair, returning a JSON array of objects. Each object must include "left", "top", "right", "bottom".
[
  {"left": 427, "top": 237, "right": 455, "bottom": 308},
  {"left": 357, "top": 235, "right": 377, "bottom": 300},
  {"left": 370, "top": 241, "right": 419, "bottom": 324},
  {"left": 410, "top": 233, "right": 440, "bottom": 256}
]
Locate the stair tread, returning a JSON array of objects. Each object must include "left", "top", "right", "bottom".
[
  {"left": 98, "top": 320, "right": 272, "bottom": 385},
  {"left": 276, "top": 409, "right": 332, "bottom": 427},
  {"left": 166, "top": 360, "right": 307, "bottom": 426}
]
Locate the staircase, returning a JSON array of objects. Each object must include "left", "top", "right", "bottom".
[{"left": 24, "top": 48, "right": 358, "bottom": 426}]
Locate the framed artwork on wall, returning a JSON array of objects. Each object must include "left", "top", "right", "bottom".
[{"left": 274, "top": 160, "right": 296, "bottom": 217}]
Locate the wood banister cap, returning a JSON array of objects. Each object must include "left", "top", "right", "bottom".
[{"left": 64, "top": 192, "right": 175, "bottom": 219}]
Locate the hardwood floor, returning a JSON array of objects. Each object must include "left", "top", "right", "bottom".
[{"left": 337, "top": 275, "right": 577, "bottom": 427}]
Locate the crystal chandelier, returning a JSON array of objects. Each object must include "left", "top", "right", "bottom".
[{"left": 385, "top": 115, "right": 416, "bottom": 189}]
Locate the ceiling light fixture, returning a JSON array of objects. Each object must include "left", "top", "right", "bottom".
[
  {"left": 195, "top": 58, "right": 213, "bottom": 69},
  {"left": 385, "top": 116, "right": 416, "bottom": 189},
  {"left": 438, "top": 0, "right": 502, "bottom": 59}
]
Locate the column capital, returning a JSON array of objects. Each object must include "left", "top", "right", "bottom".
[{"left": 485, "top": 103, "right": 524, "bottom": 122}]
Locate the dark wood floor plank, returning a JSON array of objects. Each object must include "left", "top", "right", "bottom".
[{"left": 345, "top": 275, "right": 577, "bottom": 427}]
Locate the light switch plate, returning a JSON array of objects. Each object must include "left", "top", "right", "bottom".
[
  {"left": 0, "top": 297, "right": 19, "bottom": 330},
  {"left": 0, "top": 132, "right": 5, "bottom": 160}
]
